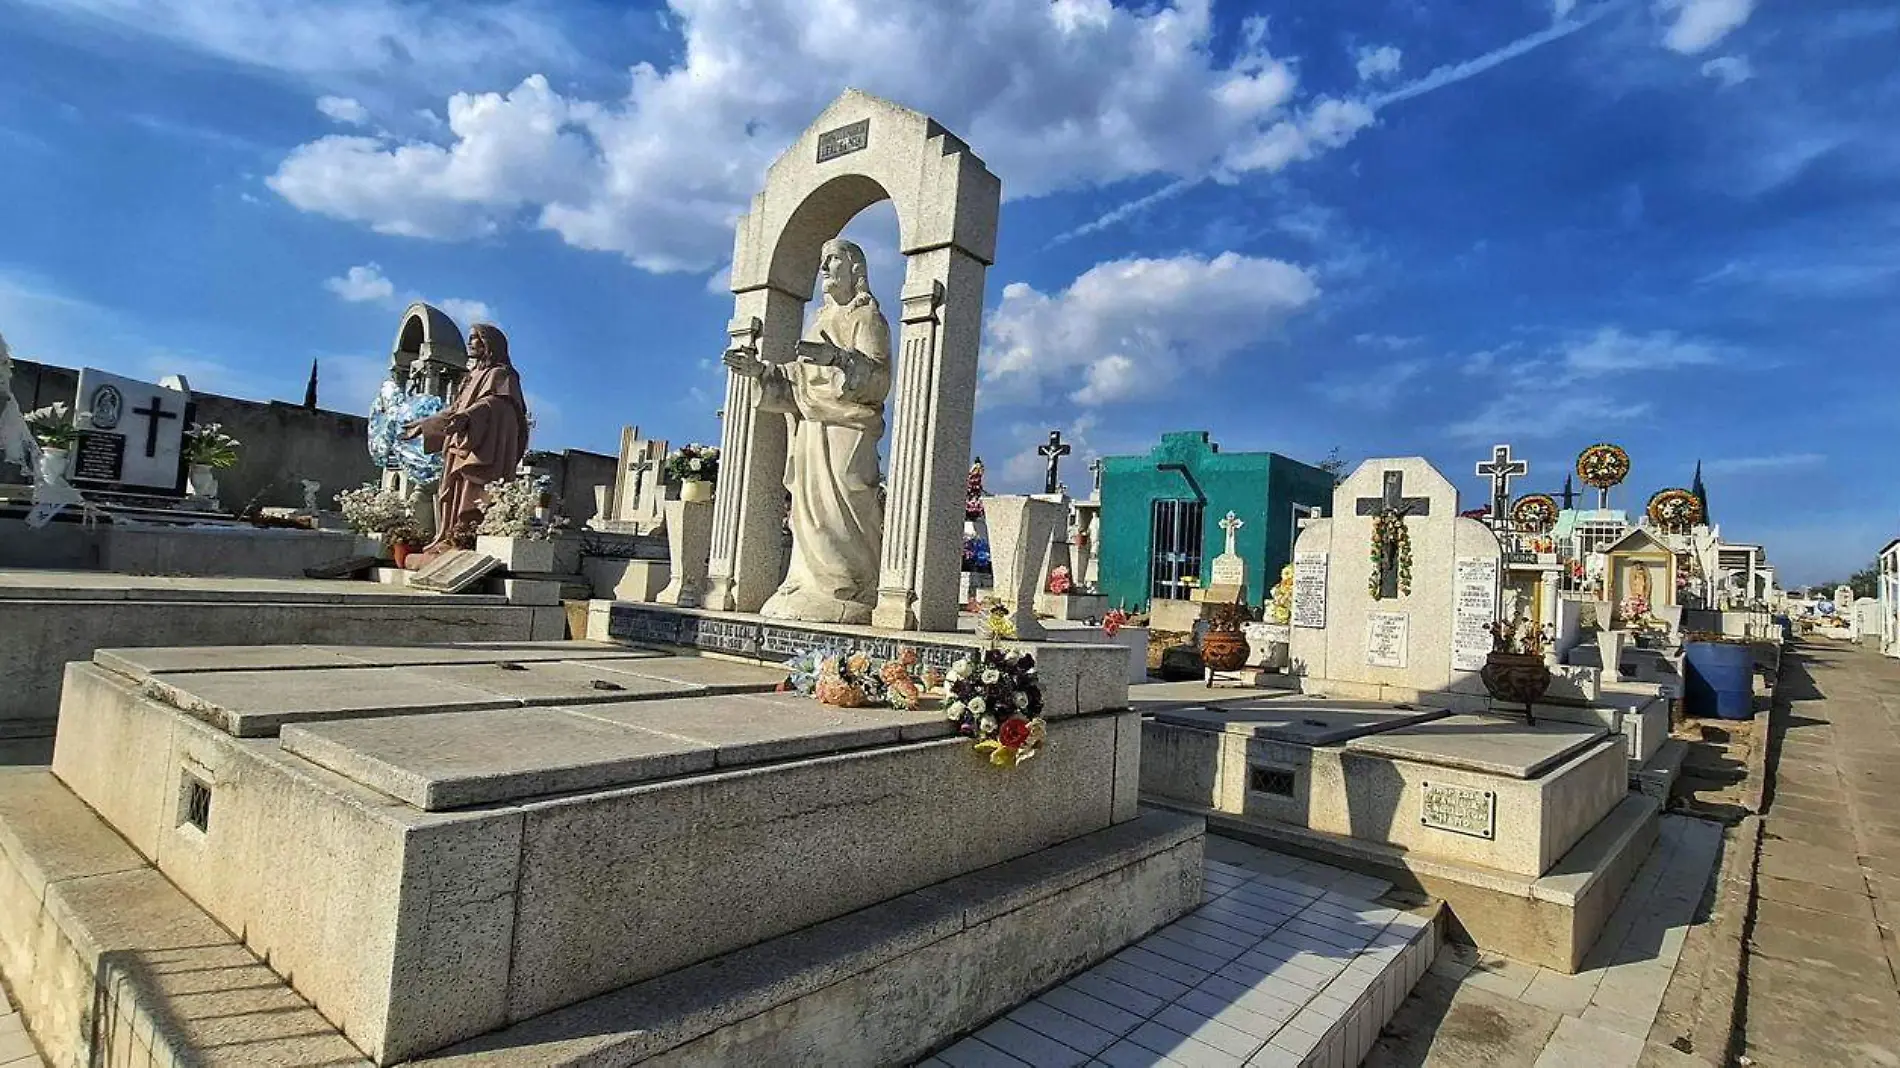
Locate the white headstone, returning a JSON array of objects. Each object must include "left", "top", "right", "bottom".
[
  {"left": 1287, "top": 458, "right": 1503, "bottom": 699},
  {"left": 1210, "top": 511, "right": 1247, "bottom": 590},
  {"left": 71, "top": 368, "right": 190, "bottom": 493}
]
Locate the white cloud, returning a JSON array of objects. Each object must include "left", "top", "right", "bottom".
[
  {"left": 1699, "top": 55, "right": 1753, "bottom": 87},
  {"left": 1658, "top": 0, "right": 1757, "bottom": 55},
  {"left": 1446, "top": 327, "right": 1730, "bottom": 440},
  {"left": 1315, "top": 358, "right": 1429, "bottom": 411},
  {"left": 22, "top": 0, "right": 577, "bottom": 91},
  {"left": 436, "top": 298, "right": 495, "bottom": 327},
  {"left": 1552, "top": 0, "right": 1579, "bottom": 18},
  {"left": 981, "top": 252, "right": 1319, "bottom": 408},
  {"left": 263, "top": 0, "right": 1372, "bottom": 273},
  {"left": 1704, "top": 453, "right": 1827, "bottom": 475},
  {"left": 1355, "top": 45, "right": 1402, "bottom": 82},
  {"left": 323, "top": 263, "right": 394, "bottom": 303},
  {"left": 316, "top": 95, "right": 370, "bottom": 126},
  {"left": 320, "top": 263, "right": 493, "bottom": 327}
]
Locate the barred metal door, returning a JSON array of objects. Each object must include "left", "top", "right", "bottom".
[{"left": 1150, "top": 499, "right": 1206, "bottom": 602}]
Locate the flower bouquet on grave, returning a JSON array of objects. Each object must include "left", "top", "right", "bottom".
[
  {"left": 1102, "top": 607, "right": 1131, "bottom": 638},
  {"left": 1480, "top": 616, "right": 1552, "bottom": 723},
  {"left": 335, "top": 482, "right": 413, "bottom": 535},
  {"left": 962, "top": 535, "right": 991, "bottom": 572},
  {"left": 183, "top": 422, "right": 241, "bottom": 469},
  {"left": 1618, "top": 594, "right": 1653, "bottom": 628},
  {"left": 1046, "top": 565, "right": 1073, "bottom": 595},
  {"left": 664, "top": 444, "right": 720, "bottom": 485},
  {"left": 24, "top": 403, "right": 77, "bottom": 450},
  {"left": 965, "top": 457, "right": 987, "bottom": 520},
  {"left": 477, "top": 473, "right": 563, "bottom": 540},
  {"left": 944, "top": 647, "right": 1046, "bottom": 767}
]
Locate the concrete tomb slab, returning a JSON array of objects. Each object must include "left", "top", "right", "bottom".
[
  {"left": 280, "top": 707, "right": 719, "bottom": 810},
  {"left": 1344, "top": 714, "right": 1610, "bottom": 779},
  {"left": 584, "top": 654, "right": 789, "bottom": 694},
  {"left": 409, "top": 661, "right": 707, "bottom": 705},
  {"left": 95, "top": 644, "right": 367, "bottom": 678},
  {"left": 142, "top": 665, "right": 524, "bottom": 737},
  {"left": 407, "top": 549, "right": 503, "bottom": 594},
  {"left": 571, "top": 692, "right": 949, "bottom": 767},
  {"left": 1149, "top": 698, "right": 1449, "bottom": 746},
  {"left": 316, "top": 640, "right": 650, "bottom": 667}
]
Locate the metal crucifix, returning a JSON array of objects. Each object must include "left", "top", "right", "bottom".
[
  {"left": 1475, "top": 444, "right": 1528, "bottom": 530},
  {"left": 1037, "top": 430, "right": 1071, "bottom": 496},
  {"left": 1355, "top": 470, "right": 1430, "bottom": 600}
]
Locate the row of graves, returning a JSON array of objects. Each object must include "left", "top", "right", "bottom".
[
  {"left": 0, "top": 92, "right": 1316, "bottom": 1068},
  {"left": 1140, "top": 451, "right": 1694, "bottom": 974}
]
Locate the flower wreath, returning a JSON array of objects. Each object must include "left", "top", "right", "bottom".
[
  {"left": 945, "top": 648, "right": 1047, "bottom": 767},
  {"left": 1646, "top": 488, "right": 1703, "bottom": 531},
  {"left": 1511, "top": 494, "right": 1559, "bottom": 534},
  {"left": 1576, "top": 443, "right": 1631, "bottom": 490},
  {"left": 1368, "top": 509, "right": 1414, "bottom": 599}
]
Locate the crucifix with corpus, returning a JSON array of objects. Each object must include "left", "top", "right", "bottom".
[
  {"left": 1037, "top": 429, "right": 1070, "bottom": 496},
  {"left": 1355, "top": 469, "right": 1430, "bottom": 600},
  {"left": 1474, "top": 444, "right": 1528, "bottom": 531}
]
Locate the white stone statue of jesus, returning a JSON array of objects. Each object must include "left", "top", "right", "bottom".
[{"left": 722, "top": 238, "right": 892, "bottom": 624}]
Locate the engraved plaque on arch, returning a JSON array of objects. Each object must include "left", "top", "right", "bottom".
[{"left": 816, "top": 119, "right": 870, "bottom": 163}]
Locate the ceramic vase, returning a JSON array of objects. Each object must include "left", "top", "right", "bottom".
[
  {"left": 188, "top": 463, "right": 219, "bottom": 499},
  {"left": 680, "top": 479, "right": 714, "bottom": 503},
  {"left": 1481, "top": 651, "right": 1552, "bottom": 725},
  {"left": 36, "top": 447, "right": 69, "bottom": 486},
  {"left": 1200, "top": 630, "right": 1250, "bottom": 672}
]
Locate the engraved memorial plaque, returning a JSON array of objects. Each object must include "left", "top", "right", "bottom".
[
  {"left": 1420, "top": 782, "right": 1495, "bottom": 839},
  {"left": 1451, "top": 556, "right": 1501, "bottom": 672},
  {"left": 816, "top": 119, "right": 870, "bottom": 163},
  {"left": 71, "top": 431, "right": 126, "bottom": 484},
  {"left": 1292, "top": 552, "right": 1328, "bottom": 629},
  {"left": 1366, "top": 611, "right": 1409, "bottom": 669}
]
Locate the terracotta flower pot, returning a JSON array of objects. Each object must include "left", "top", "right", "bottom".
[
  {"left": 392, "top": 542, "right": 414, "bottom": 569},
  {"left": 1481, "top": 651, "right": 1552, "bottom": 724},
  {"left": 1200, "top": 630, "right": 1251, "bottom": 672}
]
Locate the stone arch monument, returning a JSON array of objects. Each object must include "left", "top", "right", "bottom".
[
  {"left": 708, "top": 89, "right": 1000, "bottom": 632},
  {"left": 390, "top": 302, "right": 468, "bottom": 397}
]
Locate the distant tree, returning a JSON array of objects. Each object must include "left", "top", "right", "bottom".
[
  {"left": 1316, "top": 446, "right": 1348, "bottom": 485},
  {"left": 1848, "top": 564, "right": 1878, "bottom": 600}
]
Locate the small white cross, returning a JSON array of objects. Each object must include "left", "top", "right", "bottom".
[{"left": 1219, "top": 510, "right": 1244, "bottom": 556}]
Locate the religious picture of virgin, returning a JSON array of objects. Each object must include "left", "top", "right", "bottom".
[{"left": 723, "top": 238, "right": 892, "bottom": 624}]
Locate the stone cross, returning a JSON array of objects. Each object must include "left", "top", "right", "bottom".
[
  {"left": 1355, "top": 470, "right": 1431, "bottom": 600},
  {"left": 1219, "top": 511, "right": 1243, "bottom": 556},
  {"left": 1475, "top": 444, "right": 1528, "bottom": 527},
  {"left": 131, "top": 394, "right": 179, "bottom": 459},
  {"left": 1037, "top": 430, "right": 1071, "bottom": 496},
  {"left": 626, "top": 455, "right": 655, "bottom": 505}
]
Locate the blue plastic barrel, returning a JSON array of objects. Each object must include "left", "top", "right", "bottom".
[{"left": 1683, "top": 641, "right": 1755, "bottom": 720}]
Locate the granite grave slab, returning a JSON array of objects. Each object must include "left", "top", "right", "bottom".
[
  {"left": 1344, "top": 714, "right": 1610, "bottom": 779},
  {"left": 280, "top": 707, "right": 719, "bottom": 810},
  {"left": 571, "top": 692, "right": 949, "bottom": 767},
  {"left": 1148, "top": 698, "right": 1450, "bottom": 746}
]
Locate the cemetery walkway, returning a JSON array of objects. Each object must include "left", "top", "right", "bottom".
[{"left": 1739, "top": 641, "right": 1900, "bottom": 1066}]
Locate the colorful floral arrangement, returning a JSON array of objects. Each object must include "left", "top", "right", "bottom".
[
  {"left": 1046, "top": 564, "right": 1073, "bottom": 595},
  {"left": 1368, "top": 510, "right": 1414, "bottom": 599},
  {"left": 664, "top": 443, "right": 720, "bottom": 484},
  {"left": 1102, "top": 607, "right": 1131, "bottom": 637},
  {"left": 1512, "top": 494, "right": 1559, "bottom": 533},
  {"left": 965, "top": 457, "right": 987, "bottom": 520},
  {"left": 476, "top": 473, "right": 564, "bottom": 540},
  {"left": 1618, "top": 594, "right": 1652, "bottom": 625},
  {"left": 944, "top": 648, "right": 1047, "bottom": 767},
  {"left": 1576, "top": 443, "right": 1631, "bottom": 490},
  {"left": 782, "top": 645, "right": 928, "bottom": 710},
  {"left": 1646, "top": 488, "right": 1703, "bottom": 532},
  {"left": 1487, "top": 617, "right": 1553, "bottom": 657},
  {"left": 183, "top": 422, "right": 242, "bottom": 469},
  {"left": 1268, "top": 564, "right": 1294, "bottom": 624},
  {"left": 962, "top": 535, "right": 991, "bottom": 572}
]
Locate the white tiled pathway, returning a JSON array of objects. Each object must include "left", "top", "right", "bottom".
[{"left": 922, "top": 840, "right": 1438, "bottom": 1068}]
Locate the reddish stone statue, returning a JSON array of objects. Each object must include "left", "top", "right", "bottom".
[{"left": 402, "top": 323, "right": 530, "bottom": 554}]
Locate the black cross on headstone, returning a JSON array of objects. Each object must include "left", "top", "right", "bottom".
[
  {"left": 1088, "top": 457, "right": 1103, "bottom": 498},
  {"left": 1355, "top": 470, "right": 1431, "bottom": 600},
  {"left": 1475, "top": 444, "right": 1528, "bottom": 527},
  {"left": 1037, "top": 430, "right": 1071, "bottom": 496},
  {"left": 130, "top": 394, "right": 179, "bottom": 459}
]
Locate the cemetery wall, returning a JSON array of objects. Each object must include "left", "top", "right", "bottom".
[
  {"left": 525, "top": 447, "right": 617, "bottom": 521},
  {"left": 9, "top": 358, "right": 375, "bottom": 509}
]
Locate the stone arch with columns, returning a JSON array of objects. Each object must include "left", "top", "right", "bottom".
[{"left": 707, "top": 90, "right": 1000, "bottom": 632}]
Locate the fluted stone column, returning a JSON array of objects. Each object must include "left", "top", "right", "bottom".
[{"left": 706, "top": 292, "right": 797, "bottom": 614}]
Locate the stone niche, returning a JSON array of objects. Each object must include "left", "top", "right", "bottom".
[{"left": 47, "top": 636, "right": 1185, "bottom": 1065}]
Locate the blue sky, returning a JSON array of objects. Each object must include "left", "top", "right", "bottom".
[{"left": 1, "top": 0, "right": 1894, "bottom": 586}]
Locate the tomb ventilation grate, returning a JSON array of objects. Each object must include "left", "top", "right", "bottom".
[
  {"left": 1248, "top": 765, "right": 1296, "bottom": 798},
  {"left": 181, "top": 773, "right": 212, "bottom": 832}
]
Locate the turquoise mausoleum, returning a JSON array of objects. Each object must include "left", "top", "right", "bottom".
[{"left": 1098, "top": 432, "right": 1335, "bottom": 612}]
